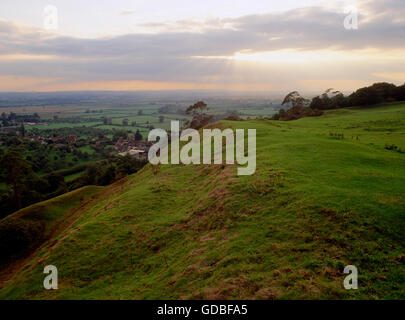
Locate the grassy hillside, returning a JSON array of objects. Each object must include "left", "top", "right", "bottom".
[
  {"left": 0, "top": 104, "right": 404, "bottom": 299},
  {"left": 0, "top": 186, "right": 103, "bottom": 272}
]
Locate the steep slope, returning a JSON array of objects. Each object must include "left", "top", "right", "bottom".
[
  {"left": 0, "top": 186, "right": 104, "bottom": 284},
  {"left": 0, "top": 104, "right": 404, "bottom": 299}
]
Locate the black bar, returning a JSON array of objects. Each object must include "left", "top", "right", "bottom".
[{"left": 0, "top": 300, "right": 401, "bottom": 318}]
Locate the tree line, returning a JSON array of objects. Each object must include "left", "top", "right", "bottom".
[
  {"left": 272, "top": 82, "right": 405, "bottom": 121},
  {"left": 0, "top": 149, "right": 146, "bottom": 220}
]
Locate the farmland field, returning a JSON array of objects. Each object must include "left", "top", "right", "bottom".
[{"left": 15, "top": 101, "right": 277, "bottom": 139}]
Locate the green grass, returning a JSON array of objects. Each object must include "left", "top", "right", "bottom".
[
  {"left": 29, "top": 122, "right": 102, "bottom": 130},
  {"left": 239, "top": 108, "right": 276, "bottom": 116},
  {"left": 78, "top": 145, "right": 95, "bottom": 155},
  {"left": 64, "top": 172, "right": 83, "bottom": 182},
  {"left": 97, "top": 114, "right": 190, "bottom": 132},
  {"left": 0, "top": 103, "right": 404, "bottom": 300},
  {"left": 95, "top": 124, "right": 150, "bottom": 135}
]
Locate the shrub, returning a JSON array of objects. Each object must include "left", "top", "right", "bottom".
[
  {"left": 385, "top": 144, "right": 398, "bottom": 151},
  {"left": 225, "top": 115, "right": 242, "bottom": 121},
  {"left": 385, "top": 144, "right": 404, "bottom": 153},
  {"left": 0, "top": 217, "right": 45, "bottom": 264}
]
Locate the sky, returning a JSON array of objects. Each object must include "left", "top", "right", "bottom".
[{"left": 0, "top": 0, "right": 404, "bottom": 93}]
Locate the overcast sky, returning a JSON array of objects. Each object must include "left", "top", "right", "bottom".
[{"left": 0, "top": 0, "right": 404, "bottom": 93}]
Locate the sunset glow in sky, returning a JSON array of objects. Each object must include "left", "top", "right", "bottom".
[{"left": 0, "top": 0, "right": 404, "bottom": 92}]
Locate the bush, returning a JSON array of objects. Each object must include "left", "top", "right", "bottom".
[
  {"left": 96, "top": 164, "right": 117, "bottom": 186},
  {"left": 385, "top": 144, "right": 405, "bottom": 153},
  {"left": 225, "top": 115, "right": 242, "bottom": 121},
  {"left": 271, "top": 106, "right": 323, "bottom": 121},
  {"left": 0, "top": 190, "right": 16, "bottom": 220},
  {"left": 0, "top": 217, "right": 45, "bottom": 264}
]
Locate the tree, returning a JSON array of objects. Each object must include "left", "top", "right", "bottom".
[
  {"left": 135, "top": 130, "right": 143, "bottom": 141},
  {"left": 330, "top": 92, "right": 348, "bottom": 108},
  {"left": 279, "top": 92, "right": 310, "bottom": 120},
  {"left": 309, "top": 96, "right": 323, "bottom": 110},
  {"left": 82, "top": 164, "right": 101, "bottom": 185},
  {"left": 31, "top": 127, "right": 40, "bottom": 136},
  {"left": 159, "top": 116, "right": 165, "bottom": 123},
  {"left": 1, "top": 151, "right": 32, "bottom": 209},
  {"left": 349, "top": 82, "right": 397, "bottom": 106},
  {"left": 112, "top": 130, "right": 128, "bottom": 142},
  {"left": 282, "top": 91, "right": 309, "bottom": 109},
  {"left": 123, "top": 118, "right": 129, "bottom": 126},
  {"left": 19, "top": 123, "right": 26, "bottom": 137},
  {"left": 310, "top": 88, "right": 347, "bottom": 110},
  {"left": 395, "top": 83, "right": 405, "bottom": 101},
  {"left": 349, "top": 86, "right": 379, "bottom": 106},
  {"left": 138, "top": 110, "right": 144, "bottom": 116},
  {"left": 116, "top": 154, "right": 146, "bottom": 175},
  {"left": 44, "top": 173, "right": 65, "bottom": 195},
  {"left": 371, "top": 82, "right": 397, "bottom": 101},
  {"left": 224, "top": 110, "right": 241, "bottom": 121},
  {"left": 272, "top": 91, "right": 323, "bottom": 121},
  {"left": 185, "top": 101, "right": 213, "bottom": 130},
  {"left": 96, "top": 164, "right": 116, "bottom": 186}
]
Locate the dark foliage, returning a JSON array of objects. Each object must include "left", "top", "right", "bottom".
[
  {"left": 272, "top": 82, "right": 405, "bottom": 121},
  {"left": 0, "top": 215, "right": 45, "bottom": 265},
  {"left": 349, "top": 82, "right": 397, "bottom": 106},
  {"left": 184, "top": 101, "right": 214, "bottom": 130}
]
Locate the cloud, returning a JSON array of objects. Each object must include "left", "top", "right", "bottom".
[
  {"left": 3, "top": 2, "right": 405, "bottom": 58},
  {"left": 120, "top": 9, "right": 135, "bottom": 15},
  {"left": 0, "top": 0, "right": 404, "bottom": 91}
]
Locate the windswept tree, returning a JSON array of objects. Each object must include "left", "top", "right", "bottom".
[
  {"left": 310, "top": 88, "right": 347, "bottom": 110},
  {"left": 184, "top": 101, "right": 213, "bottom": 130},
  {"left": 272, "top": 91, "right": 321, "bottom": 120},
  {"left": 282, "top": 91, "right": 310, "bottom": 109}
]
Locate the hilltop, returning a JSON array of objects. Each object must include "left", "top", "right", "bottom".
[{"left": 0, "top": 103, "right": 404, "bottom": 299}]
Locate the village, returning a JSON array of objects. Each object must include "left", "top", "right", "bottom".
[
  {"left": 26, "top": 132, "right": 153, "bottom": 159},
  {"left": 1, "top": 122, "right": 152, "bottom": 160},
  {"left": 114, "top": 136, "right": 152, "bottom": 159}
]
